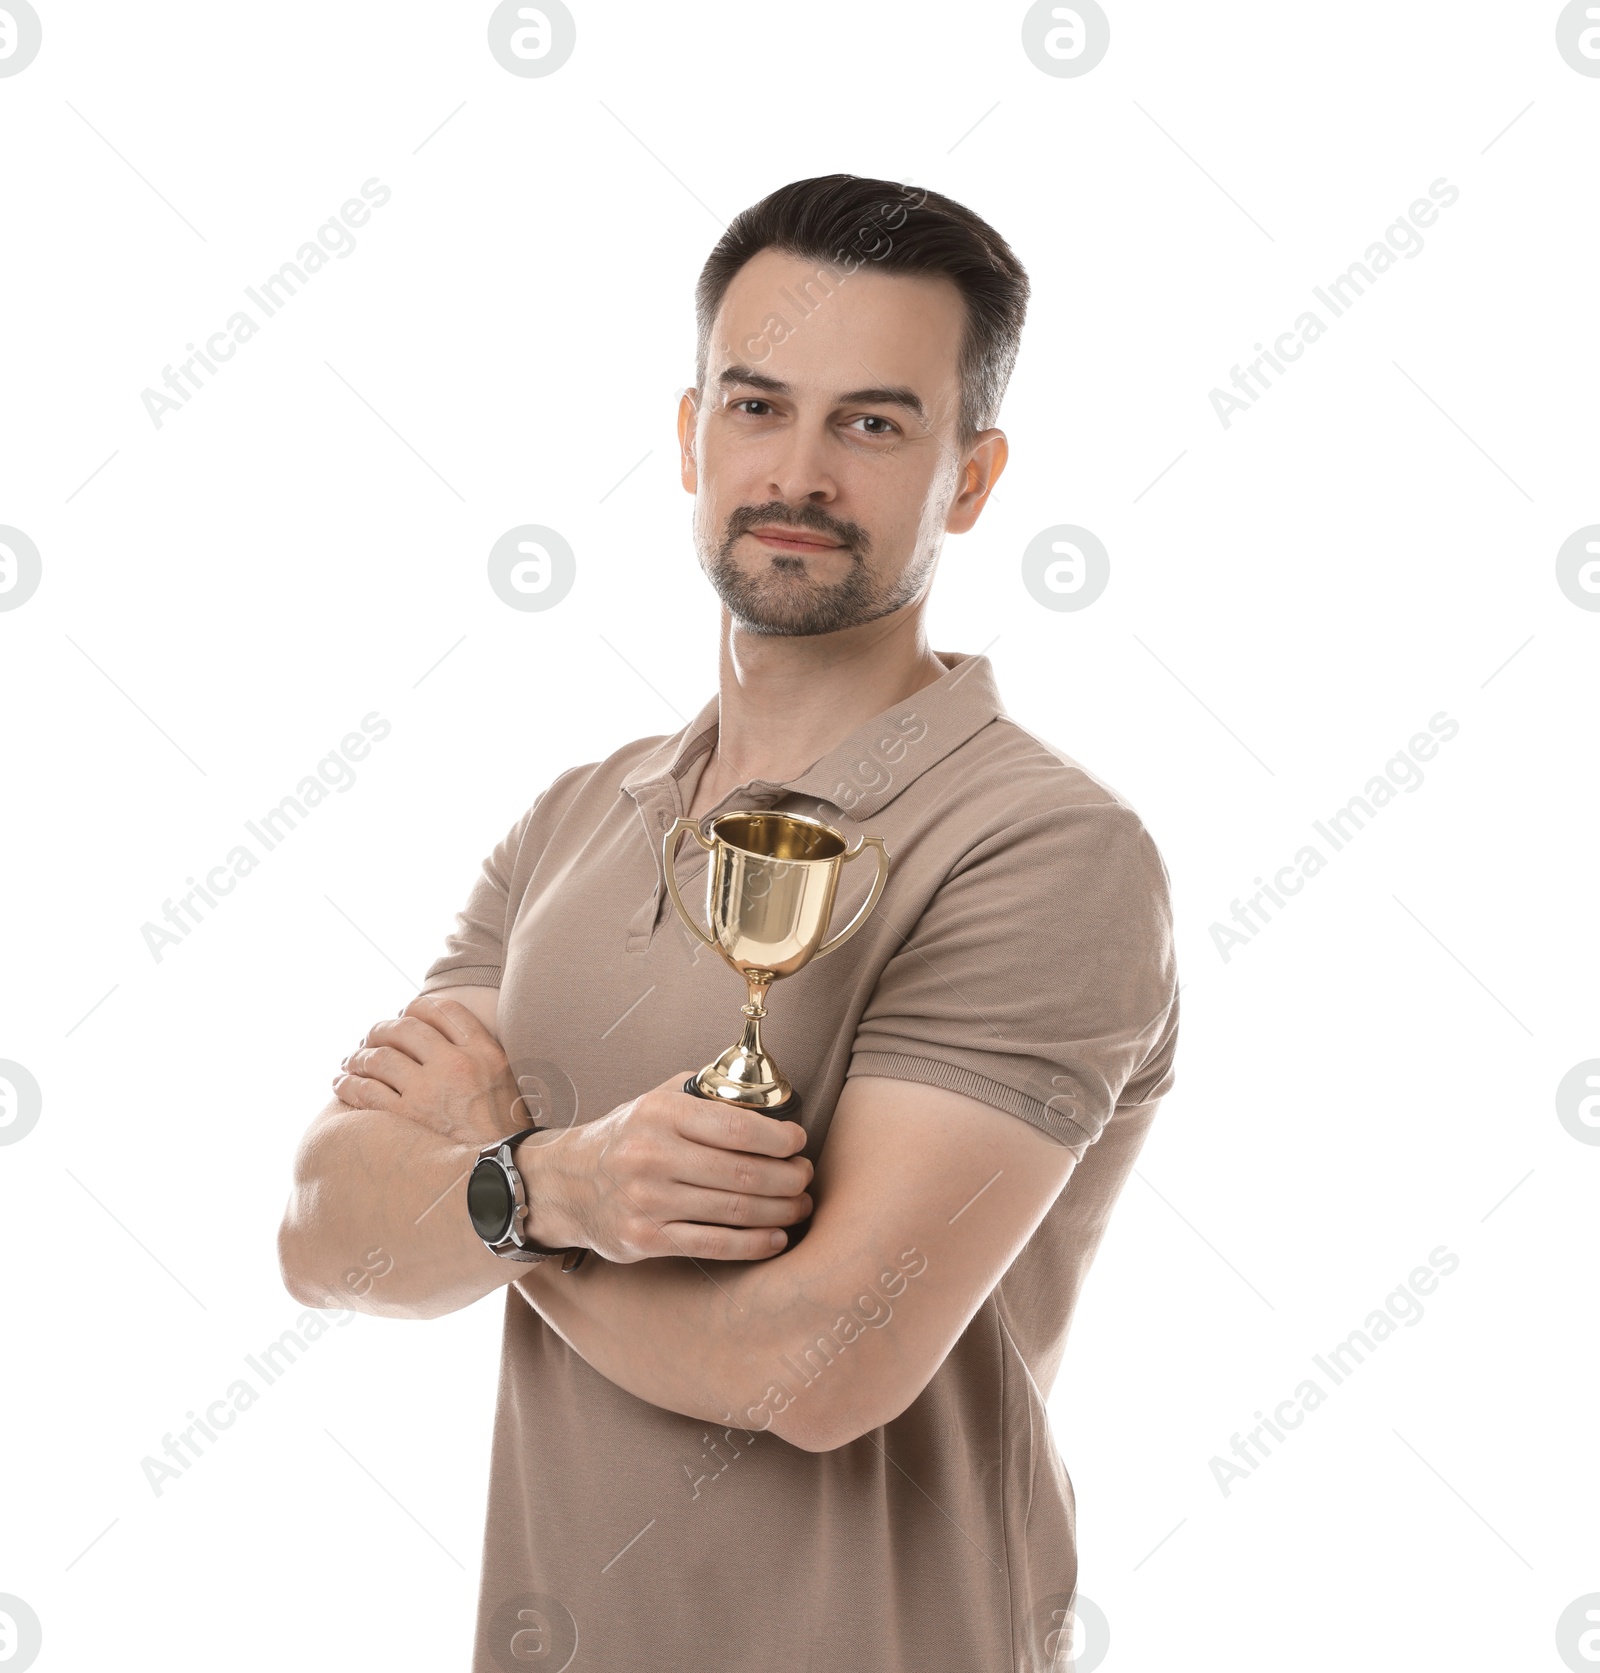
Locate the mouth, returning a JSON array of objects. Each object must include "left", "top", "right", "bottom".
[{"left": 746, "top": 526, "right": 848, "bottom": 553}]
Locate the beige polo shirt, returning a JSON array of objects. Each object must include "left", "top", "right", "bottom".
[{"left": 421, "top": 651, "right": 1179, "bottom": 1673}]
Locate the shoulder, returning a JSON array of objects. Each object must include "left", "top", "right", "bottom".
[{"left": 940, "top": 715, "right": 1170, "bottom": 881}]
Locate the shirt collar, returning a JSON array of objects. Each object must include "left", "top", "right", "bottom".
[{"left": 620, "top": 650, "right": 1005, "bottom": 823}]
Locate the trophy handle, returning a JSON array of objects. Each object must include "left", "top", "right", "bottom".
[
  {"left": 815, "top": 834, "right": 891, "bottom": 959},
  {"left": 662, "top": 816, "right": 717, "bottom": 950}
]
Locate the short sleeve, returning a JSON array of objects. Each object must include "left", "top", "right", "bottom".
[
  {"left": 847, "top": 801, "right": 1179, "bottom": 1159},
  {"left": 420, "top": 804, "right": 539, "bottom": 993}
]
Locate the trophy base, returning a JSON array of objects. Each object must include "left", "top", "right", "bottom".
[{"left": 682, "top": 1075, "right": 799, "bottom": 1122}]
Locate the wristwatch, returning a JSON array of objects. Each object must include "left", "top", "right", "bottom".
[{"left": 467, "top": 1127, "right": 588, "bottom": 1272}]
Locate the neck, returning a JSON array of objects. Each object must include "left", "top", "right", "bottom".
[{"left": 703, "top": 598, "right": 948, "bottom": 797}]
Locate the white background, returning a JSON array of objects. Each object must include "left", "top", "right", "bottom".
[{"left": 1, "top": 3, "right": 1596, "bottom": 1669}]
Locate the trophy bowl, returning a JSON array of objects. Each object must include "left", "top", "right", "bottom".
[{"left": 663, "top": 808, "right": 891, "bottom": 1115}]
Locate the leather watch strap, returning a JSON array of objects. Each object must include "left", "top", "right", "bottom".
[{"left": 478, "top": 1127, "right": 588, "bottom": 1272}]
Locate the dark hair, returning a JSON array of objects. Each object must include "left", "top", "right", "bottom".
[{"left": 695, "top": 174, "right": 1029, "bottom": 443}]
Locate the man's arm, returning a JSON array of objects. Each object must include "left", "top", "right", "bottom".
[
  {"left": 278, "top": 987, "right": 540, "bottom": 1318},
  {"left": 517, "top": 1073, "right": 1079, "bottom": 1452},
  {"left": 276, "top": 989, "right": 814, "bottom": 1318},
  {"left": 283, "top": 996, "right": 1078, "bottom": 1447}
]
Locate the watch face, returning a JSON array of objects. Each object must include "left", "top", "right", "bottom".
[{"left": 467, "top": 1157, "right": 515, "bottom": 1242}]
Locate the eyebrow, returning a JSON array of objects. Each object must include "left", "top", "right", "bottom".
[{"left": 718, "top": 364, "right": 927, "bottom": 421}]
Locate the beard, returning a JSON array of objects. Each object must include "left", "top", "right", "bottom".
[{"left": 699, "top": 500, "right": 930, "bottom": 637}]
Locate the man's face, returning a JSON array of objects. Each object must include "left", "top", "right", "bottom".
[{"left": 679, "top": 247, "right": 1000, "bottom": 637}]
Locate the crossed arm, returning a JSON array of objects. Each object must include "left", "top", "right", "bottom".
[
  {"left": 278, "top": 987, "right": 1079, "bottom": 1453},
  {"left": 517, "top": 1069, "right": 1078, "bottom": 1450}
]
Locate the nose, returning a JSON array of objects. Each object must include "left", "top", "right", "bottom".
[{"left": 764, "top": 421, "right": 838, "bottom": 508}]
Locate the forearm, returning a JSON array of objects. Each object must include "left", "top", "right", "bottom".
[
  {"left": 278, "top": 1095, "right": 515, "bottom": 1320},
  {"left": 516, "top": 1232, "right": 934, "bottom": 1450},
  {"left": 515, "top": 1251, "right": 776, "bottom": 1418},
  {"left": 516, "top": 1249, "right": 787, "bottom": 1429}
]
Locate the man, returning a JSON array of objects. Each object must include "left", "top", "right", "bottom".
[{"left": 278, "top": 174, "right": 1179, "bottom": 1673}]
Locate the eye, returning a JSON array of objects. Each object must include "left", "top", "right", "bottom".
[
  {"left": 732, "top": 398, "right": 775, "bottom": 416},
  {"left": 849, "top": 414, "right": 899, "bottom": 436}
]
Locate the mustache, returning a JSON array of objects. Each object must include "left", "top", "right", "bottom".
[{"left": 723, "top": 501, "right": 870, "bottom": 556}]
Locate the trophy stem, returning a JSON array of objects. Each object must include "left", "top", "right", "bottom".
[
  {"left": 684, "top": 968, "right": 797, "bottom": 1115},
  {"left": 731, "top": 977, "right": 773, "bottom": 1071},
  {"left": 741, "top": 973, "right": 772, "bottom": 1019}
]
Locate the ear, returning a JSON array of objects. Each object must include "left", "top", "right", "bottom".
[
  {"left": 677, "top": 387, "right": 700, "bottom": 494},
  {"left": 945, "top": 429, "right": 1008, "bottom": 534}
]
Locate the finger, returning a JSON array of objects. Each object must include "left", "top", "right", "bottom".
[
  {"left": 362, "top": 1015, "right": 455, "bottom": 1065},
  {"left": 403, "top": 994, "right": 490, "bottom": 1048},
  {"left": 603, "top": 1150, "right": 810, "bottom": 1223},
  {"left": 648, "top": 1221, "right": 794, "bottom": 1261},
  {"left": 667, "top": 1086, "right": 810, "bottom": 1160},
  {"left": 668, "top": 1142, "right": 813, "bottom": 1199},
  {"left": 674, "top": 1184, "right": 814, "bottom": 1228},
  {"left": 332, "top": 1070, "right": 403, "bottom": 1113},
  {"left": 340, "top": 1044, "right": 418, "bottom": 1096}
]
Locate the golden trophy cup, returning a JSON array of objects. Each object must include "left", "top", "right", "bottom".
[{"left": 662, "top": 809, "right": 891, "bottom": 1119}]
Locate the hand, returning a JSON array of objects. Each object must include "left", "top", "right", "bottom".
[
  {"left": 332, "top": 996, "right": 524, "bottom": 1148},
  {"left": 520, "top": 1071, "right": 814, "bottom": 1265}
]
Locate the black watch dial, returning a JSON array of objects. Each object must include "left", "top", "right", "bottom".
[{"left": 467, "top": 1156, "right": 516, "bottom": 1243}]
